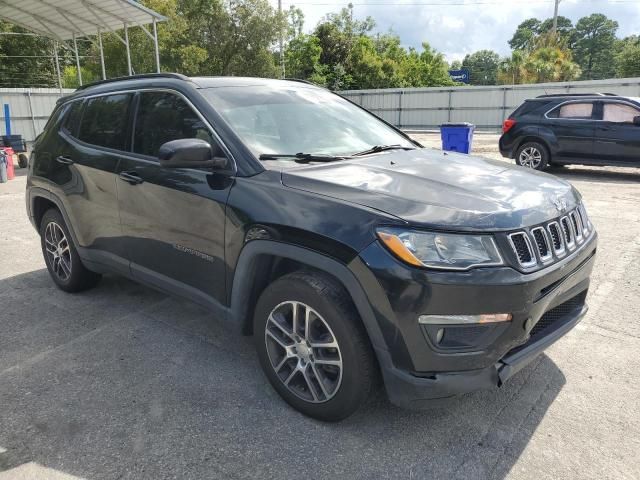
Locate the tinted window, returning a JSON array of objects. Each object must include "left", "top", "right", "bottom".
[
  {"left": 603, "top": 103, "right": 639, "bottom": 123},
  {"left": 557, "top": 102, "right": 593, "bottom": 119},
  {"left": 133, "top": 92, "right": 215, "bottom": 157},
  {"left": 78, "top": 94, "right": 132, "bottom": 150},
  {"left": 61, "top": 100, "right": 83, "bottom": 136}
]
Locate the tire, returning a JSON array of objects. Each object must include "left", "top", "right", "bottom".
[
  {"left": 515, "top": 141, "right": 549, "bottom": 171},
  {"left": 18, "top": 154, "right": 28, "bottom": 169},
  {"left": 254, "top": 271, "right": 377, "bottom": 421},
  {"left": 40, "top": 208, "right": 101, "bottom": 292}
]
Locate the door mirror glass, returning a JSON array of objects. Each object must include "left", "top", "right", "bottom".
[{"left": 158, "top": 139, "right": 227, "bottom": 169}]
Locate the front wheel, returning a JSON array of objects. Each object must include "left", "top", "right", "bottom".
[
  {"left": 254, "top": 272, "right": 377, "bottom": 421},
  {"left": 515, "top": 141, "right": 549, "bottom": 170}
]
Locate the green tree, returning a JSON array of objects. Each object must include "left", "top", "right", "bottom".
[
  {"left": 462, "top": 50, "right": 500, "bottom": 85},
  {"left": 574, "top": 13, "right": 619, "bottom": 80},
  {"left": 509, "top": 18, "right": 542, "bottom": 51},
  {"left": 615, "top": 36, "right": 640, "bottom": 77},
  {"left": 285, "top": 34, "right": 326, "bottom": 83},
  {"left": 522, "top": 44, "right": 581, "bottom": 83},
  {"left": 0, "top": 22, "right": 57, "bottom": 88},
  {"left": 498, "top": 50, "right": 526, "bottom": 84}
]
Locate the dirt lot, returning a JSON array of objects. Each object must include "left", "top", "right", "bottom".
[{"left": 1, "top": 137, "right": 639, "bottom": 479}]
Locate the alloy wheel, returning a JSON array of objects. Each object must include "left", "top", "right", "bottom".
[
  {"left": 264, "top": 301, "right": 343, "bottom": 403},
  {"left": 44, "top": 221, "right": 72, "bottom": 282},
  {"left": 518, "top": 146, "right": 542, "bottom": 169}
]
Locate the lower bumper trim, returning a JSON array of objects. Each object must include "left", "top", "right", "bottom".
[{"left": 380, "top": 304, "right": 588, "bottom": 410}]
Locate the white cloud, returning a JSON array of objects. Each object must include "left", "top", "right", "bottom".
[{"left": 273, "top": 0, "right": 640, "bottom": 61}]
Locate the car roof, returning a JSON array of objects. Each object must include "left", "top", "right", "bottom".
[{"left": 526, "top": 94, "right": 637, "bottom": 103}]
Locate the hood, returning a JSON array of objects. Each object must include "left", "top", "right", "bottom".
[{"left": 280, "top": 148, "right": 580, "bottom": 231}]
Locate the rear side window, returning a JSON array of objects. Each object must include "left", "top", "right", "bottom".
[
  {"left": 552, "top": 102, "right": 594, "bottom": 120},
  {"left": 78, "top": 94, "right": 132, "bottom": 150},
  {"left": 510, "top": 101, "right": 541, "bottom": 118},
  {"left": 61, "top": 101, "right": 84, "bottom": 136},
  {"left": 133, "top": 91, "right": 216, "bottom": 158},
  {"left": 603, "top": 103, "right": 639, "bottom": 123}
]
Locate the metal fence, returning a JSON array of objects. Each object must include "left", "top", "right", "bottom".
[
  {"left": 0, "top": 88, "right": 74, "bottom": 145},
  {"left": 3, "top": 78, "right": 640, "bottom": 145},
  {"left": 340, "top": 77, "right": 640, "bottom": 131}
]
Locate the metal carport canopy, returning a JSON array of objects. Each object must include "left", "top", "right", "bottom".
[{"left": 0, "top": 0, "right": 166, "bottom": 85}]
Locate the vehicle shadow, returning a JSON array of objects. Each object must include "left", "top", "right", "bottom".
[
  {"left": 0, "top": 269, "right": 566, "bottom": 480},
  {"left": 547, "top": 165, "right": 640, "bottom": 184}
]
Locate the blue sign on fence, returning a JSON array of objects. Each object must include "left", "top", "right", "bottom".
[{"left": 448, "top": 69, "right": 470, "bottom": 84}]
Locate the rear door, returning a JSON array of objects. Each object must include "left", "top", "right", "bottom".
[
  {"left": 545, "top": 101, "right": 597, "bottom": 160},
  {"left": 116, "top": 90, "right": 234, "bottom": 308},
  {"left": 52, "top": 93, "right": 132, "bottom": 274},
  {"left": 594, "top": 101, "right": 640, "bottom": 164}
]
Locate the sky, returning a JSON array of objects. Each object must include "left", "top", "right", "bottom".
[{"left": 269, "top": 0, "right": 640, "bottom": 62}]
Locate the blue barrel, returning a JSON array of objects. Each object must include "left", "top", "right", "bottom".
[{"left": 440, "top": 122, "right": 475, "bottom": 154}]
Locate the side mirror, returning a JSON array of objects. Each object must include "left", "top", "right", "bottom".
[
  {"left": 633, "top": 116, "right": 640, "bottom": 126},
  {"left": 158, "top": 139, "right": 227, "bottom": 169}
]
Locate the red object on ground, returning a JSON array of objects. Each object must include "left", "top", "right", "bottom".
[{"left": 1, "top": 147, "right": 15, "bottom": 180}]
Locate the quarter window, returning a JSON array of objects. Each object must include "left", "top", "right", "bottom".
[
  {"left": 557, "top": 102, "right": 593, "bottom": 119},
  {"left": 603, "top": 103, "right": 639, "bottom": 123},
  {"left": 78, "top": 94, "right": 132, "bottom": 150},
  {"left": 133, "top": 92, "right": 216, "bottom": 157}
]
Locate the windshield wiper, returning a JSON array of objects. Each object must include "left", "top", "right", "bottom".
[
  {"left": 259, "top": 153, "right": 347, "bottom": 164},
  {"left": 351, "top": 144, "right": 416, "bottom": 157}
]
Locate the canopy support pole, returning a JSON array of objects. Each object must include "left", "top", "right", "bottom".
[
  {"left": 124, "top": 23, "right": 132, "bottom": 76},
  {"left": 53, "top": 40, "right": 63, "bottom": 93},
  {"left": 72, "top": 33, "right": 82, "bottom": 86},
  {"left": 153, "top": 19, "right": 160, "bottom": 73},
  {"left": 98, "top": 29, "right": 106, "bottom": 79}
]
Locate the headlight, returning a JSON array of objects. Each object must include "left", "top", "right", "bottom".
[{"left": 376, "top": 227, "right": 504, "bottom": 270}]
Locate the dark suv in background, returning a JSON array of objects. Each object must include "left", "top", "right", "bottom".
[
  {"left": 500, "top": 93, "right": 640, "bottom": 170},
  {"left": 28, "top": 74, "right": 597, "bottom": 421}
]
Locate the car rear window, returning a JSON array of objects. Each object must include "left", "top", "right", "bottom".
[
  {"left": 510, "top": 101, "right": 541, "bottom": 118},
  {"left": 61, "top": 100, "right": 84, "bottom": 136},
  {"left": 78, "top": 93, "right": 132, "bottom": 151}
]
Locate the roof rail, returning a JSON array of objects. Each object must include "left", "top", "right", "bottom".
[
  {"left": 535, "top": 92, "right": 616, "bottom": 98},
  {"left": 283, "top": 78, "right": 319, "bottom": 86},
  {"left": 75, "top": 73, "right": 191, "bottom": 91}
]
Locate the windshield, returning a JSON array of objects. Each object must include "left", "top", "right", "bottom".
[{"left": 201, "top": 84, "right": 414, "bottom": 158}]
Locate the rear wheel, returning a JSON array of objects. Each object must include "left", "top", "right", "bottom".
[
  {"left": 40, "top": 208, "right": 101, "bottom": 292},
  {"left": 515, "top": 141, "right": 549, "bottom": 170},
  {"left": 254, "top": 271, "right": 377, "bottom": 421}
]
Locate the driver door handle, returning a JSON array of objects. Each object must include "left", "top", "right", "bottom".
[
  {"left": 56, "top": 155, "right": 74, "bottom": 165},
  {"left": 119, "top": 171, "right": 144, "bottom": 185}
]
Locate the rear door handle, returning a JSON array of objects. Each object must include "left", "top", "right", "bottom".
[
  {"left": 56, "top": 155, "right": 74, "bottom": 165},
  {"left": 119, "top": 171, "right": 144, "bottom": 185}
]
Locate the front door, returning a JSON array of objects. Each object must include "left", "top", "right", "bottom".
[
  {"left": 116, "top": 90, "right": 234, "bottom": 308},
  {"left": 594, "top": 101, "right": 640, "bottom": 164}
]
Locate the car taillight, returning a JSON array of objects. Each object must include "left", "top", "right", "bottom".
[{"left": 502, "top": 118, "right": 516, "bottom": 133}]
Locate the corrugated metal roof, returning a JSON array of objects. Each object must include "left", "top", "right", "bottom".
[{"left": 0, "top": 0, "right": 165, "bottom": 41}]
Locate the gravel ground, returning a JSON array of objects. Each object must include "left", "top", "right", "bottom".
[{"left": 0, "top": 138, "right": 639, "bottom": 479}]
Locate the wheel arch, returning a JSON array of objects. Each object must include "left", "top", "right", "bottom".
[
  {"left": 515, "top": 136, "right": 552, "bottom": 158},
  {"left": 229, "top": 240, "right": 387, "bottom": 353},
  {"left": 29, "top": 188, "right": 81, "bottom": 250}
]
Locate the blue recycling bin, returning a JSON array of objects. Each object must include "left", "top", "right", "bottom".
[{"left": 440, "top": 122, "right": 475, "bottom": 154}]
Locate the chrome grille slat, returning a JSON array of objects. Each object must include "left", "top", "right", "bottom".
[{"left": 507, "top": 206, "right": 591, "bottom": 270}]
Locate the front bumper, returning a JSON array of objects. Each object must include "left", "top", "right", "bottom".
[{"left": 355, "top": 232, "right": 597, "bottom": 409}]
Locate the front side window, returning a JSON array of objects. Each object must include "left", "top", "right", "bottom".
[
  {"left": 556, "top": 102, "right": 594, "bottom": 119},
  {"left": 78, "top": 94, "right": 132, "bottom": 150},
  {"left": 202, "top": 85, "right": 414, "bottom": 158},
  {"left": 603, "top": 103, "right": 639, "bottom": 123},
  {"left": 133, "top": 92, "right": 216, "bottom": 157}
]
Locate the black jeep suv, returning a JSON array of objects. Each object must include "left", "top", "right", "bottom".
[
  {"left": 500, "top": 93, "right": 640, "bottom": 170},
  {"left": 27, "top": 74, "right": 597, "bottom": 421}
]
